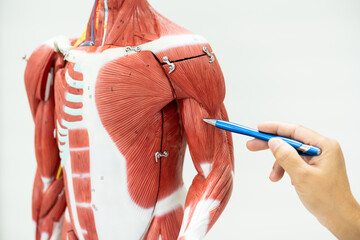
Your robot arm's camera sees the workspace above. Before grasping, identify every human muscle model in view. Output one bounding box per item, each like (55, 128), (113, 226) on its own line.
(24, 0), (234, 239)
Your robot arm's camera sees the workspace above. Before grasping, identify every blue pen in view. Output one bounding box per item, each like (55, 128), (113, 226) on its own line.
(203, 119), (321, 156)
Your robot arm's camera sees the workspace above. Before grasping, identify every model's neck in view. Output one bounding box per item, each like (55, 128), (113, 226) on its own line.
(84, 0), (159, 46)
(103, 0), (146, 12)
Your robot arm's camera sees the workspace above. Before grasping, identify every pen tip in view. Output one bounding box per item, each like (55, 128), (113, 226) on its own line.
(203, 119), (216, 126)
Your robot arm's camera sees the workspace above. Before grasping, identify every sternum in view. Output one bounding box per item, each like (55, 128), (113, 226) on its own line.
(57, 62), (99, 239)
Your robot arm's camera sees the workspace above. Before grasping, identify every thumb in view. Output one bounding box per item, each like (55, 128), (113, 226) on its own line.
(268, 138), (308, 178)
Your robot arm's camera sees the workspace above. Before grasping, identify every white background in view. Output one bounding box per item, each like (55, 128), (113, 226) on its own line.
(1, 0), (360, 239)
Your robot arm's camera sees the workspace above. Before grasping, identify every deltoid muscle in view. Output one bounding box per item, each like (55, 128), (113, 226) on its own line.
(24, 0), (234, 239)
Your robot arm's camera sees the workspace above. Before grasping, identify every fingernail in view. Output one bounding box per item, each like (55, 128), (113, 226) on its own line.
(269, 169), (276, 180)
(269, 138), (281, 152)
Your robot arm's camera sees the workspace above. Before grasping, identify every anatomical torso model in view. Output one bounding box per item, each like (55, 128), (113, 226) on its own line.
(24, 0), (234, 239)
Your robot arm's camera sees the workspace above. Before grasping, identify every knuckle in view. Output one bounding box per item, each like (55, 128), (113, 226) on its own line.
(275, 148), (292, 163)
(325, 138), (341, 151)
(293, 124), (303, 133)
(275, 148), (288, 159)
(296, 124), (307, 132)
(293, 124), (306, 138)
(317, 136), (328, 146)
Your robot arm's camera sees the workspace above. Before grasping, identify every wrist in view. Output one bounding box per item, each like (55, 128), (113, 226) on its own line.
(321, 193), (360, 240)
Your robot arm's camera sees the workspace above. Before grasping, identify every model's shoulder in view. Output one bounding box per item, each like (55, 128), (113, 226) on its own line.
(148, 34), (225, 112)
(26, 36), (74, 67)
(144, 33), (210, 62)
(24, 36), (72, 117)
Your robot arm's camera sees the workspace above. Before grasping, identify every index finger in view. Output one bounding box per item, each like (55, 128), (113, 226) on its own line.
(258, 121), (327, 149)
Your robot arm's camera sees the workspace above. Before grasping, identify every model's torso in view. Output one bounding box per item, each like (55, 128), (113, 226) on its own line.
(53, 35), (211, 239)
(26, 1), (230, 238)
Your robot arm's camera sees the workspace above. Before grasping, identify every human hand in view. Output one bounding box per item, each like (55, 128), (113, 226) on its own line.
(246, 122), (360, 240)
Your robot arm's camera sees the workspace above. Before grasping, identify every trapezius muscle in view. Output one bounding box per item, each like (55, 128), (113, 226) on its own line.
(24, 0), (234, 239)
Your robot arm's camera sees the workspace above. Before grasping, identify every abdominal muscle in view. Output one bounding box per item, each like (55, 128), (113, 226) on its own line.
(63, 116), (157, 239)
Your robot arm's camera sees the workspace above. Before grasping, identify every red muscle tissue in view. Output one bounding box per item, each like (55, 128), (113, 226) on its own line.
(24, 0), (234, 239)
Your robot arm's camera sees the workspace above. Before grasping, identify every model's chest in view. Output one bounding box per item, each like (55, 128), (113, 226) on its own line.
(55, 50), (174, 116)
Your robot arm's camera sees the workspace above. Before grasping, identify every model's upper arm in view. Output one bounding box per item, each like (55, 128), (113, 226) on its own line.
(24, 45), (56, 119)
(160, 43), (233, 174)
(162, 44), (234, 238)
